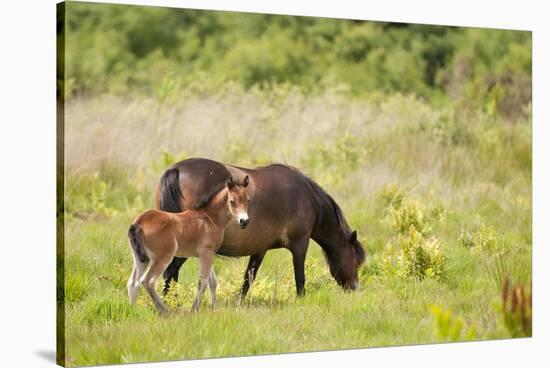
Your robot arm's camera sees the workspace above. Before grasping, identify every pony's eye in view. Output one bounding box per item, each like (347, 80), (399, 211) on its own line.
(230, 200), (235, 206)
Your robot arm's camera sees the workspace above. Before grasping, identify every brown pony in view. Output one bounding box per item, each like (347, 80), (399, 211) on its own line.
(127, 176), (250, 314)
(155, 158), (366, 298)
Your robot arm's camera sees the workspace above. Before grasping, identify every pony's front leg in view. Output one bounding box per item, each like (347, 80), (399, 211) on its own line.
(240, 252), (266, 300)
(290, 237), (309, 297)
(191, 249), (215, 312)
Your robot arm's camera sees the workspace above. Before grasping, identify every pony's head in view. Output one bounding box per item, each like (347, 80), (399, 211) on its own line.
(227, 175), (250, 229)
(325, 230), (366, 290)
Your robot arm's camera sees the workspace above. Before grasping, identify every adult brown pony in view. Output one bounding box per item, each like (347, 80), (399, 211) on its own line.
(128, 176), (250, 314)
(155, 158), (366, 298)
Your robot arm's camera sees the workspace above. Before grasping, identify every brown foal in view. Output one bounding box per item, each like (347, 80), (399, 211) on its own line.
(127, 176), (250, 314)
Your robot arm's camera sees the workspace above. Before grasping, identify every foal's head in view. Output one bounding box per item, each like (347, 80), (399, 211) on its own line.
(227, 175), (250, 229)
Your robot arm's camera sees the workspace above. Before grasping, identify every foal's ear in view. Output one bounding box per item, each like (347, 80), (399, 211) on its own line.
(350, 230), (357, 243)
(243, 175), (249, 187)
(227, 176), (235, 189)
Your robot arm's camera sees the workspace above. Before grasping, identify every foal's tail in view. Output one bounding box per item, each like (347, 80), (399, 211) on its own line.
(159, 168), (183, 213)
(128, 223), (149, 264)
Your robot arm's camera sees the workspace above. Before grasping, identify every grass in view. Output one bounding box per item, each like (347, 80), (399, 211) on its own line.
(61, 86), (531, 366)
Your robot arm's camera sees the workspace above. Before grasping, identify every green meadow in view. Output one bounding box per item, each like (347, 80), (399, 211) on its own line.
(59, 3), (532, 367)
(62, 87), (531, 366)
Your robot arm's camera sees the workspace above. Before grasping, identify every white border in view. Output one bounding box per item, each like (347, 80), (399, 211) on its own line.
(0, 1), (548, 367)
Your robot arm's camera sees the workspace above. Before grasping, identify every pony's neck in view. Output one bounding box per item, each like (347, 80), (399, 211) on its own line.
(313, 221), (344, 254)
(203, 188), (230, 228)
(311, 206), (350, 261)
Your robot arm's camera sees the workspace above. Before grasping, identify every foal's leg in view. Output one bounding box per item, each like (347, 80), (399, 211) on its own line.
(208, 267), (218, 309)
(191, 250), (215, 312)
(141, 257), (173, 316)
(127, 253), (147, 305)
(240, 252), (266, 299)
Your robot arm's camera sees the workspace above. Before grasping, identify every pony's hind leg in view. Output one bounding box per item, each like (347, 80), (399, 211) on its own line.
(141, 258), (172, 316)
(208, 267), (218, 309)
(192, 250), (215, 312)
(127, 254), (147, 305)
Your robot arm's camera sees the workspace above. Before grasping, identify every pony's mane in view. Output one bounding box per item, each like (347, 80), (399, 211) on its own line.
(263, 163), (350, 235)
(301, 173), (350, 234)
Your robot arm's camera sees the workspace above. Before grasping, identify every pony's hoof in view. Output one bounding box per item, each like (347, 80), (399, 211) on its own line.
(159, 308), (170, 317)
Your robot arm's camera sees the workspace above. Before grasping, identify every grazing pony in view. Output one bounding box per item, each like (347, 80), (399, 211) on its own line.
(127, 176), (250, 314)
(154, 158), (366, 298)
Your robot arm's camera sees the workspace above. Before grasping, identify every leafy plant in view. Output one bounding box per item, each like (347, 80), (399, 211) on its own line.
(379, 184), (405, 210)
(387, 199), (431, 236)
(90, 175), (119, 218)
(381, 225), (446, 280)
(431, 305), (477, 341)
(459, 224), (497, 253)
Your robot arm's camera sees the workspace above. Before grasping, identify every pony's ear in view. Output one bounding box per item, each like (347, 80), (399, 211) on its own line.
(227, 176), (235, 189)
(243, 175), (249, 187)
(350, 230), (357, 243)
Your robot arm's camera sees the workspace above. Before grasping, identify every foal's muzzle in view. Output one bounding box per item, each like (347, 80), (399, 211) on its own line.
(239, 217), (250, 229)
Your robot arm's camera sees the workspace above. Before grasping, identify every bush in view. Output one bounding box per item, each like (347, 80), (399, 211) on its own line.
(381, 226), (446, 280)
(387, 199), (431, 236)
(459, 224), (497, 253)
(66, 172), (119, 218)
(431, 305), (477, 341)
(379, 184), (405, 210)
(430, 111), (474, 146)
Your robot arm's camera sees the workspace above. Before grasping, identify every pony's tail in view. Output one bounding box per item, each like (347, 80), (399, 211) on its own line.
(159, 167), (183, 213)
(128, 223), (149, 264)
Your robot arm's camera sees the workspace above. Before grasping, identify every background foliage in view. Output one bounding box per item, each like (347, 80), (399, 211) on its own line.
(60, 2), (531, 366)
(63, 2), (531, 119)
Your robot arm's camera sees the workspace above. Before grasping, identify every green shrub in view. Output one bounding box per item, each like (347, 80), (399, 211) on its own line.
(379, 184), (405, 210)
(459, 224), (497, 253)
(420, 110), (474, 146)
(381, 226), (446, 280)
(304, 132), (365, 173)
(387, 199), (431, 236)
(431, 305), (477, 341)
(65, 172), (119, 218)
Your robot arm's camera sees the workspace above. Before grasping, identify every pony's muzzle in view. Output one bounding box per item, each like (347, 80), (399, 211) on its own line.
(343, 279), (359, 291)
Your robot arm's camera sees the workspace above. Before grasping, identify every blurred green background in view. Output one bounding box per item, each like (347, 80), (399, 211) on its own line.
(62, 2), (531, 119)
